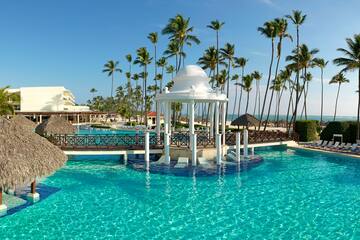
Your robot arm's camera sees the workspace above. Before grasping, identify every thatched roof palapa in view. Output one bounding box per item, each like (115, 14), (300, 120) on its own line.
(0, 117), (67, 188)
(35, 115), (76, 136)
(231, 113), (260, 127)
(11, 115), (36, 131)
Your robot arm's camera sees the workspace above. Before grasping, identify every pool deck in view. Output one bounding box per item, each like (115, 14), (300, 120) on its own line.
(293, 144), (360, 159)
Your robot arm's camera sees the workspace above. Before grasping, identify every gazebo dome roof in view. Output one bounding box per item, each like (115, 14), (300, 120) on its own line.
(156, 65), (227, 103)
(171, 65), (210, 93)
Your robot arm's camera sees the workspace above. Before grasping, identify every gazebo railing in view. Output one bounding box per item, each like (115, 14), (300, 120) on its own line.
(47, 130), (297, 151)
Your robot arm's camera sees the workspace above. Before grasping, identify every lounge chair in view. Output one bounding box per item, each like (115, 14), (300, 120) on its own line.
(198, 157), (213, 168)
(327, 141), (340, 149)
(313, 140), (328, 149)
(341, 143), (352, 151)
(307, 140), (322, 147)
(334, 142), (346, 150)
(175, 157), (189, 168)
(342, 143), (358, 153)
(350, 144), (359, 153)
(321, 141), (334, 149)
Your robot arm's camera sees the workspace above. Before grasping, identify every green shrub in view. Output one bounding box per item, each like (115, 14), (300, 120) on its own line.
(294, 120), (320, 142)
(321, 121), (357, 143)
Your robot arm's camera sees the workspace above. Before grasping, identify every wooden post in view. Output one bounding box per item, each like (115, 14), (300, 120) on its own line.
(31, 180), (36, 194)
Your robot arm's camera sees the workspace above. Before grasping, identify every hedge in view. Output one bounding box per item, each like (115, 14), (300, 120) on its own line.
(294, 120), (320, 142)
(320, 121), (357, 143)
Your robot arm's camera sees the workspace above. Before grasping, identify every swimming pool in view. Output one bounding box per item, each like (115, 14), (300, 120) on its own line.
(1, 147), (359, 239)
(77, 126), (144, 135)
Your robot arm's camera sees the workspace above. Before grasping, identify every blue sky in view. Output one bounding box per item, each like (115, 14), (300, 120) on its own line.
(0, 0), (359, 116)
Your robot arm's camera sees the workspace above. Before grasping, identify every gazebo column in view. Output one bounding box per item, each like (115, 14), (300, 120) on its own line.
(168, 102), (172, 135)
(0, 187), (7, 216)
(164, 101), (171, 164)
(221, 102), (226, 146)
(215, 101), (219, 135)
(156, 100), (161, 138)
(189, 100), (197, 166)
(27, 180), (40, 202)
(209, 102), (215, 139)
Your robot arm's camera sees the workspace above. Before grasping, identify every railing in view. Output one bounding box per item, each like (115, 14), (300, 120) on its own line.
(47, 130), (297, 151)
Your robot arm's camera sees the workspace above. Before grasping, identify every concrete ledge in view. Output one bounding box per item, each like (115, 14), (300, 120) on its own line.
(292, 145), (360, 159)
(0, 204), (7, 216)
(26, 192), (40, 202)
(228, 140), (298, 150)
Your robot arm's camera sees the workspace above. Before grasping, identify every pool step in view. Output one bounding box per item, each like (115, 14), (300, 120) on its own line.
(175, 157), (189, 168)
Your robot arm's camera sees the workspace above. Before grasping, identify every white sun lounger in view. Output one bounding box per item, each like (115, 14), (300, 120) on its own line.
(328, 142), (340, 149)
(175, 157), (189, 168)
(341, 143), (352, 151)
(198, 157), (213, 168)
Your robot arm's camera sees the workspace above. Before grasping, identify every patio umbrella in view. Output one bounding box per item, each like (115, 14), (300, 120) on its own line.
(0, 117), (67, 207)
(11, 115), (36, 131)
(231, 113), (260, 129)
(35, 115), (76, 136)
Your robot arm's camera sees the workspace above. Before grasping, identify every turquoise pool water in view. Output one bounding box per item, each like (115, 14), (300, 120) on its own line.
(1, 147), (360, 239)
(77, 126), (143, 135)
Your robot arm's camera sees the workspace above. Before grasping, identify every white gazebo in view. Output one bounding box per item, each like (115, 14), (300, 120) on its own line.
(155, 65), (228, 166)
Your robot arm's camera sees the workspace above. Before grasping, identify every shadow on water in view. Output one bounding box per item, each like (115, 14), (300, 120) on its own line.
(2, 183), (61, 218)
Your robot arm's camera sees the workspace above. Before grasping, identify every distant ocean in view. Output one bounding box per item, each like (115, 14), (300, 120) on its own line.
(227, 114), (357, 122)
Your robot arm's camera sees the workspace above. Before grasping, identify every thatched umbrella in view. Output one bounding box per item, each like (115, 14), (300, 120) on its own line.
(0, 117), (67, 208)
(35, 115), (76, 136)
(231, 113), (260, 129)
(11, 115), (36, 131)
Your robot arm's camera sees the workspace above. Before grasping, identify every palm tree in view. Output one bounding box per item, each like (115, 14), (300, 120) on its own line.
(102, 60), (122, 98)
(162, 14), (200, 71)
(252, 71), (262, 117)
(157, 57), (167, 93)
(329, 73), (350, 121)
(257, 21), (277, 130)
(333, 34), (360, 139)
(134, 47), (152, 126)
(233, 57), (248, 117)
(0, 86), (20, 115)
(148, 32), (158, 92)
(300, 72), (313, 119)
(198, 46), (219, 86)
(238, 74), (254, 113)
(166, 65), (175, 79)
(164, 41), (184, 72)
(207, 20), (225, 82)
(286, 44), (319, 120)
(313, 58), (328, 123)
(270, 77), (284, 123)
(220, 43), (235, 122)
(263, 18), (292, 130)
(125, 54), (132, 73)
(286, 10), (307, 128)
(90, 88), (97, 99)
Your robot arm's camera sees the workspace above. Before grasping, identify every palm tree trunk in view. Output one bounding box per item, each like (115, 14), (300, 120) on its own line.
(144, 65), (148, 127)
(232, 77), (239, 120)
(237, 67), (245, 117)
(304, 81), (309, 120)
(245, 91), (250, 113)
(264, 38), (283, 131)
(111, 74), (114, 98)
(225, 59), (231, 124)
(320, 68), (324, 123)
(216, 30), (219, 80)
(292, 26), (300, 130)
(253, 80), (259, 116)
(258, 39), (275, 131)
(358, 68), (360, 140)
(334, 83), (341, 121)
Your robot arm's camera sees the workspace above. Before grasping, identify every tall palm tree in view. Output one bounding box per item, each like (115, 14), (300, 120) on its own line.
(162, 14), (200, 71)
(0, 86), (20, 115)
(333, 34), (360, 139)
(252, 71), (262, 117)
(134, 47), (152, 126)
(125, 54), (132, 73)
(233, 57), (248, 117)
(164, 41), (184, 72)
(286, 44), (319, 120)
(263, 18), (292, 130)
(257, 21), (277, 130)
(237, 74), (254, 113)
(166, 65), (175, 79)
(157, 57), (167, 93)
(286, 10), (307, 128)
(148, 32), (158, 92)
(102, 60), (122, 98)
(220, 43), (235, 122)
(198, 46), (220, 86)
(329, 73), (350, 121)
(269, 77), (284, 123)
(313, 58), (328, 123)
(90, 88), (97, 99)
(207, 20), (225, 82)
(300, 72), (313, 119)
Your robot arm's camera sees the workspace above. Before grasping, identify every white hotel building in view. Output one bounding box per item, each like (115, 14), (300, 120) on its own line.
(8, 86), (103, 123)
